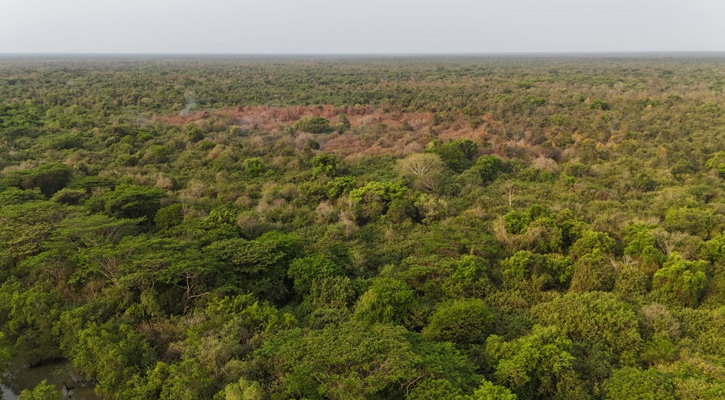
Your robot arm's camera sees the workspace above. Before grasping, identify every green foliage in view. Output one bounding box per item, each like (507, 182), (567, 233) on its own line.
(533, 292), (642, 359)
(442, 255), (492, 299)
(292, 116), (330, 133)
(603, 367), (675, 400)
(348, 181), (407, 203)
(664, 207), (719, 238)
(503, 210), (532, 235)
(0, 284), (63, 361)
(185, 123), (204, 142)
(63, 321), (156, 398)
(258, 320), (479, 399)
(707, 232), (725, 263)
(205, 232), (302, 302)
(18, 380), (63, 400)
(486, 325), (584, 399)
(468, 380), (518, 400)
(652, 252), (709, 307)
(312, 153), (338, 178)
(526, 95), (546, 106)
(242, 157), (266, 176)
(334, 113), (351, 134)
(706, 151), (725, 177)
(475, 155), (503, 182)
(0, 187), (45, 205)
(568, 230), (616, 259)
(614, 261), (650, 298)
(427, 139), (479, 173)
(501, 251), (572, 290)
(207, 208), (238, 225)
(624, 224), (666, 268)
(4, 163), (73, 197)
(408, 378), (465, 400)
(155, 203), (184, 229)
(94, 184), (165, 221)
(348, 181), (407, 223)
(327, 176), (356, 198)
(223, 378), (263, 400)
(701, 102), (720, 114)
(570, 249), (616, 292)
(51, 187), (87, 205)
(423, 298), (493, 344)
(2, 58), (725, 399)
(288, 255), (344, 294)
(590, 99), (610, 110)
(354, 277), (417, 327)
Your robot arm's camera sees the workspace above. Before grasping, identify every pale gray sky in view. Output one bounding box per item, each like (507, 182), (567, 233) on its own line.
(1, 0), (724, 54)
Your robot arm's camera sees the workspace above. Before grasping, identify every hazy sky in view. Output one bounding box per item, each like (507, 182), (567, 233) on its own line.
(1, 0), (724, 54)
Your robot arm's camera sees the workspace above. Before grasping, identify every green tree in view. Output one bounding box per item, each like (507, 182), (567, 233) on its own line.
(223, 378), (263, 400)
(18, 380), (63, 400)
(4, 163), (73, 197)
(95, 184), (165, 221)
(155, 203), (184, 229)
(569, 249), (615, 292)
(327, 176), (356, 198)
(288, 255), (344, 294)
(62, 322), (155, 399)
(408, 378), (465, 400)
(312, 153), (338, 178)
(292, 116), (330, 133)
(468, 380), (518, 400)
(423, 298), (493, 345)
(159, 359), (215, 400)
(427, 139), (479, 173)
(257, 320), (478, 400)
(589, 99), (610, 110)
(207, 208), (238, 225)
(442, 255), (491, 299)
(348, 181), (407, 223)
(664, 207), (718, 239)
(205, 232), (302, 302)
(242, 157), (266, 176)
(354, 278), (417, 327)
(503, 211), (532, 235)
(0, 284), (63, 362)
(568, 230), (616, 260)
(501, 251), (572, 291)
(334, 113), (351, 133)
(707, 232), (725, 263)
(603, 367), (675, 400)
(652, 252), (708, 307)
(624, 224), (665, 269)
(533, 292), (642, 361)
(486, 325), (585, 399)
(51, 187), (87, 205)
(705, 151), (725, 177)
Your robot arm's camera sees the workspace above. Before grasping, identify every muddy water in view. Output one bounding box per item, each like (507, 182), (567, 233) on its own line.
(1, 358), (98, 400)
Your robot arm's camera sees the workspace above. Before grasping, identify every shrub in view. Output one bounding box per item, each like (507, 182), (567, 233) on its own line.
(292, 116), (330, 133)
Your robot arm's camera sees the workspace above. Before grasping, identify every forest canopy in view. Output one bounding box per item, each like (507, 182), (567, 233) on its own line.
(1, 55), (725, 399)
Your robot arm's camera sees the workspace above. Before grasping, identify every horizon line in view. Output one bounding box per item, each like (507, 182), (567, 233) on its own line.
(2, 50), (725, 58)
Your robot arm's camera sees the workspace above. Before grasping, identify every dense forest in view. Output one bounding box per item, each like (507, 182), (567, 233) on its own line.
(1, 55), (725, 399)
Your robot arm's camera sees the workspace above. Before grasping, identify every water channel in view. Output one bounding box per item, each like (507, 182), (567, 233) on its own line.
(1, 358), (98, 400)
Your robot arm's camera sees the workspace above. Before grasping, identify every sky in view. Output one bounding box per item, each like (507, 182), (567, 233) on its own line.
(1, 0), (724, 54)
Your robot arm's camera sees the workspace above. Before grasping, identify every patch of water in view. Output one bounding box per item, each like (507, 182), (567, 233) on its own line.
(1, 358), (98, 400)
